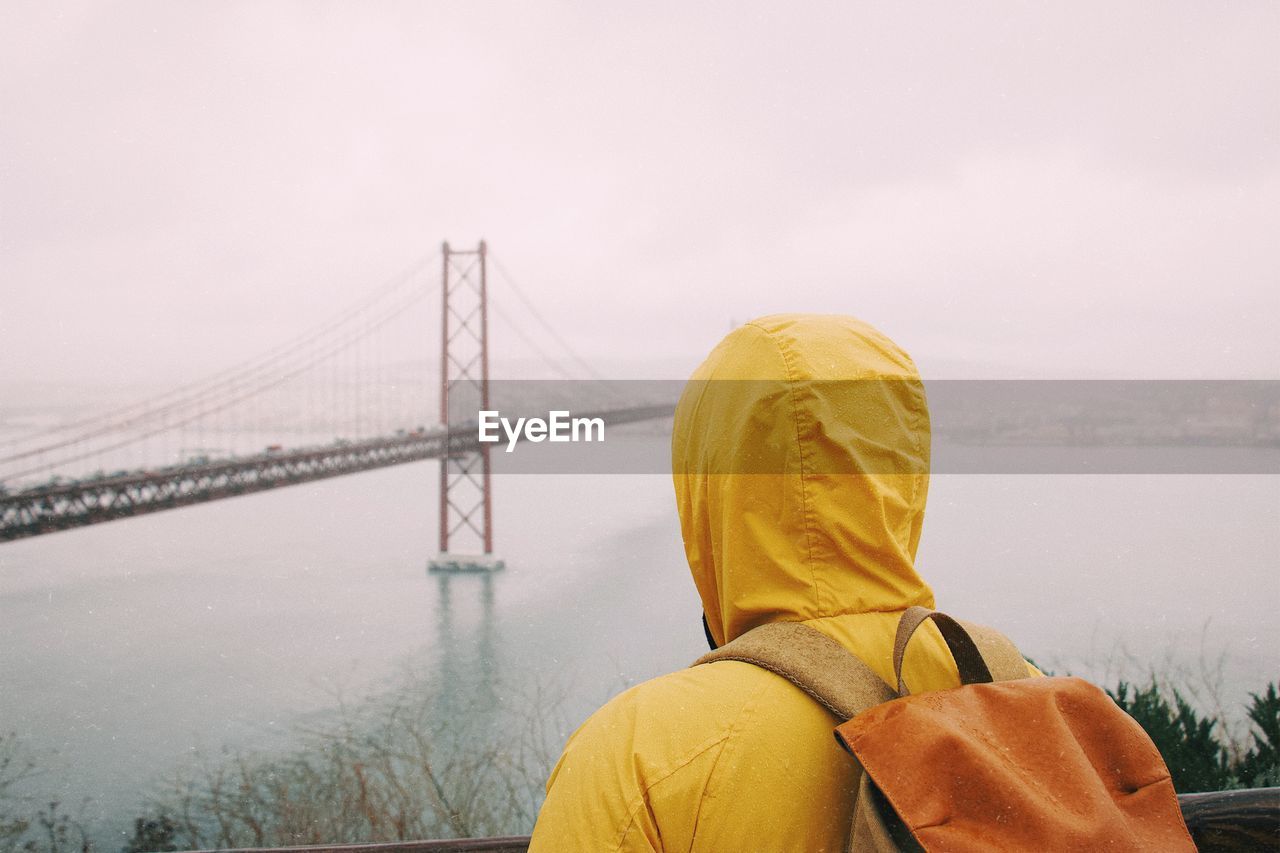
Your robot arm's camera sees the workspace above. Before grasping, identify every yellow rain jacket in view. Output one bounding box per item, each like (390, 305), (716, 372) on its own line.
(529, 314), (1034, 852)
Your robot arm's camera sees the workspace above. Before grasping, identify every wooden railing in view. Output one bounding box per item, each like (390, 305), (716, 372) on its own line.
(1179, 787), (1279, 851)
(186, 840), (529, 853)
(182, 787), (1278, 853)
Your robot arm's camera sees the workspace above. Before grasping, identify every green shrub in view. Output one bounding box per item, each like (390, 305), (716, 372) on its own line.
(121, 816), (176, 853)
(1235, 683), (1280, 788)
(1109, 681), (1230, 791)
(1109, 680), (1280, 792)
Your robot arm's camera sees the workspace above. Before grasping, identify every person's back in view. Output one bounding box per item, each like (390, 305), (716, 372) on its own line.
(529, 314), (1035, 852)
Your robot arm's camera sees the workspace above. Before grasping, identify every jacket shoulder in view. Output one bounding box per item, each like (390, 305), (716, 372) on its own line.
(555, 660), (785, 787)
(531, 659), (857, 852)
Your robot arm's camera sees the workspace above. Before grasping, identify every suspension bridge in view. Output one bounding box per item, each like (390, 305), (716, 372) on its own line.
(0, 242), (675, 548)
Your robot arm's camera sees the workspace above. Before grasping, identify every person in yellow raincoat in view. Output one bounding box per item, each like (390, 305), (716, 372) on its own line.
(528, 314), (1036, 852)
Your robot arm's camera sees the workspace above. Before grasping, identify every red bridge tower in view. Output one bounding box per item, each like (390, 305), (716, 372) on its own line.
(429, 240), (503, 573)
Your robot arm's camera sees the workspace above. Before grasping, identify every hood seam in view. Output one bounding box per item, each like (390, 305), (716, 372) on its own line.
(903, 372), (929, 565)
(746, 321), (823, 622)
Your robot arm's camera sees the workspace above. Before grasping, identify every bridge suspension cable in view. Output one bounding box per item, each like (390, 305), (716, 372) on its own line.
(2, 283), (436, 482)
(0, 252), (437, 458)
(488, 252), (604, 380)
(1, 255), (439, 485)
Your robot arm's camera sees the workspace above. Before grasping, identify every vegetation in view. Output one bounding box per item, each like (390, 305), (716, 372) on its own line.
(0, 738), (88, 853)
(0, 735), (32, 853)
(121, 817), (176, 853)
(145, 675), (564, 850)
(1, 676), (1276, 853)
(1109, 681), (1280, 792)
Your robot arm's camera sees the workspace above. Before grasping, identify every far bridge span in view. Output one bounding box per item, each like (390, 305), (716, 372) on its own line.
(0, 241), (673, 546)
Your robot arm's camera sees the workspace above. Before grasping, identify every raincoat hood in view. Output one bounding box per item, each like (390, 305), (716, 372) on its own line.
(534, 330), (1028, 850)
(672, 314), (934, 646)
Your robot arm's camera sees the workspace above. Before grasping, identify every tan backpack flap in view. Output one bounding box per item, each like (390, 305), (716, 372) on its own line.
(836, 610), (1197, 852)
(693, 621), (894, 721)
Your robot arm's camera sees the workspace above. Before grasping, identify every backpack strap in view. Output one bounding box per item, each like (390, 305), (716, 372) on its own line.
(894, 606), (1031, 694)
(693, 622), (893, 720)
(956, 618), (1033, 682)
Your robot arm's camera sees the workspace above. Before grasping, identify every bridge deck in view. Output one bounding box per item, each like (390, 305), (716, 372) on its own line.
(0, 404), (674, 542)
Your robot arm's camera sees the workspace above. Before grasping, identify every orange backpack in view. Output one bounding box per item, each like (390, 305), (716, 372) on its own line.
(696, 607), (1196, 852)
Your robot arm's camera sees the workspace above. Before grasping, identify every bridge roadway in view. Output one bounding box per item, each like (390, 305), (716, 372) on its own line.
(0, 403), (675, 542)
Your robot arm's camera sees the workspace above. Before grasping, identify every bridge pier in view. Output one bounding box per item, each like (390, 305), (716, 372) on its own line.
(431, 240), (503, 574)
(428, 553), (505, 573)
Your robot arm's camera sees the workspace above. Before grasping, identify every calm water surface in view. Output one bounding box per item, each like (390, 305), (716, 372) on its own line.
(1, 437), (1277, 841)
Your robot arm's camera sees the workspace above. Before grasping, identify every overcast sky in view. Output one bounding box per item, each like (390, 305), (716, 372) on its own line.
(2, 1), (1277, 388)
